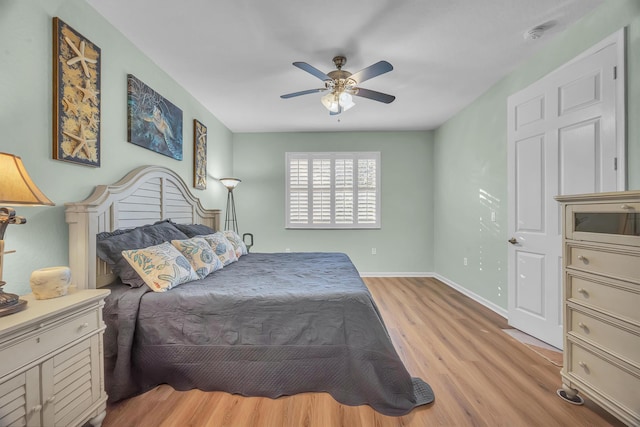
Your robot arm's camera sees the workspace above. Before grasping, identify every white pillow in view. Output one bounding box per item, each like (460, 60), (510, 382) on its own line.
(201, 232), (238, 266)
(171, 237), (224, 278)
(121, 242), (199, 292)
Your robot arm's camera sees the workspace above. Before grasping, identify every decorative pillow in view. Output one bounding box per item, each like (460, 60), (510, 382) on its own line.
(201, 232), (238, 266)
(170, 221), (216, 238)
(121, 242), (199, 292)
(96, 220), (189, 287)
(171, 237), (223, 278)
(223, 230), (248, 257)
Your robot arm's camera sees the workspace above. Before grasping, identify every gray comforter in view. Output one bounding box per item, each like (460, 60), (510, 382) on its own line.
(102, 252), (434, 415)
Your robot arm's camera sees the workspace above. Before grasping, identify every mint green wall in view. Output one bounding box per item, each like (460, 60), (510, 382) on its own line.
(232, 131), (434, 274)
(433, 0), (640, 310)
(0, 0), (233, 295)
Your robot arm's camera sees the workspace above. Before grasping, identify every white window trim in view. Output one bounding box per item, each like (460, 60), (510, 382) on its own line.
(286, 152), (381, 229)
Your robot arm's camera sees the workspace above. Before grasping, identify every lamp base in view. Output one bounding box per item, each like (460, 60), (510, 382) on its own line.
(0, 281), (28, 317)
(0, 298), (27, 317)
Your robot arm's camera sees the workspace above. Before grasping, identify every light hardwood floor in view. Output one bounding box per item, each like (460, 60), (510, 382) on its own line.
(102, 277), (623, 427)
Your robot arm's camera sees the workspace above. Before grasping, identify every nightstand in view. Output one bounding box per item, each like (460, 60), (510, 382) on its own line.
(0, 289), (110, 427)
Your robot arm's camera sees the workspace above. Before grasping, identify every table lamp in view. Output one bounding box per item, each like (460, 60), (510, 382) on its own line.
(0, 153), (55, 316)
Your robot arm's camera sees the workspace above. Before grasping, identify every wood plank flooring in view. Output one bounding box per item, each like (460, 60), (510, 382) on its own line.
(102, 277), (623, 427)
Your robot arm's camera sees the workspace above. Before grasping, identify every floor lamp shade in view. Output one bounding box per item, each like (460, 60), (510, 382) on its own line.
(219, 178), (240, 233)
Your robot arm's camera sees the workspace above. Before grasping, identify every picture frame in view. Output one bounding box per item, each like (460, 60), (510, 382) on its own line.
(127, 74), (183, 160)
(194, 119), (207, 189)
(52, 17), (101, 167)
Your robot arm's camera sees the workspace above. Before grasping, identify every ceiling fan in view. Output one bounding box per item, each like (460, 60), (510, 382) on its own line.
(280, 56), (395, 115)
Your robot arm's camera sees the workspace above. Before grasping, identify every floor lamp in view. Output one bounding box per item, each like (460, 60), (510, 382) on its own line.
(219, 178), (241, 233)
(0, 153), (55, 316)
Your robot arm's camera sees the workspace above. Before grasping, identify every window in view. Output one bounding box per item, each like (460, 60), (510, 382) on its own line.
(286, 152), (380, 229)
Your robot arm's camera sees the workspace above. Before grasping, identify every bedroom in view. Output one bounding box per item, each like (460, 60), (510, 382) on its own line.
(0, 0), (638, 426)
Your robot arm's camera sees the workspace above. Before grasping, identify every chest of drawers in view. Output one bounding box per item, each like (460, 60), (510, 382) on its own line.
(0, 289), (110, 427)
(556, 191), (640, 426)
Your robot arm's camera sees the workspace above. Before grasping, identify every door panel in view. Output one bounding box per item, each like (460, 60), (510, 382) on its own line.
(559, 71), (601, 115)
(516, 135), (545, 231)
(515, 251), (545, 316)
(559, 120), (600, 195)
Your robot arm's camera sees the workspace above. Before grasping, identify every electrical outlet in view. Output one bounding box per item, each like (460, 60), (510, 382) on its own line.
(463, 257), (468, 266)
(371, 248), (377, 255)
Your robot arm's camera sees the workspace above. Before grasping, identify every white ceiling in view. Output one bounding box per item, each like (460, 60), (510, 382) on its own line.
(86, 0), (604, 133)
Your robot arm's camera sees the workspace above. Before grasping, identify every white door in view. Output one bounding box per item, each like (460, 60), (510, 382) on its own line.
(507, 31), (625, 349)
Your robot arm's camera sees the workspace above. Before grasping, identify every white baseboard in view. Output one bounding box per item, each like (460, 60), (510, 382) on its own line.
(432, 273), (508, 319)
(359, 272), (434, 278)
(361, 271), (508, 319)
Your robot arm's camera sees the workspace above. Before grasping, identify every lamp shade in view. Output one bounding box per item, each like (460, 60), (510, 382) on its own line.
(0, 153), (54, 206)
(219, 177), (241, 190)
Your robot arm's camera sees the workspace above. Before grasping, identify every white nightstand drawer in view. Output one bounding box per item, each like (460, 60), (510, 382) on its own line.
(569, 309), (640, 364)
(568, 274), (640, 324)
(568, 245), (640, 284)
(0, 309), (99, 379)
(568, 343), (640, 417)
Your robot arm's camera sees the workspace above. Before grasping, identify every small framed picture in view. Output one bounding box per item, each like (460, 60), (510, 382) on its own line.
(194, 119), (207, 189)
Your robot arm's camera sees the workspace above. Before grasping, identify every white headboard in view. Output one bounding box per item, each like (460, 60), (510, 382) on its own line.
(65, 165), (220, 289)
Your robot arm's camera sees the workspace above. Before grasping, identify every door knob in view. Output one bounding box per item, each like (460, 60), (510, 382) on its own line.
(508, 237), (518, 245)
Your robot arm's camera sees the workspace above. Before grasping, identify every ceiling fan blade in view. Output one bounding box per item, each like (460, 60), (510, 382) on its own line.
(293, 62), (332, 81)
(348, 61), (393, 84)
(280, 88), (326, 99)
(353, 88), (396, 104)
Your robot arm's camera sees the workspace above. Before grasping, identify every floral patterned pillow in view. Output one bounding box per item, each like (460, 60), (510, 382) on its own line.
(171, 237), (223, 278)
(223, 230), (248, 258)
(121, 242), (199, 292)
(201, 232), (238, 266)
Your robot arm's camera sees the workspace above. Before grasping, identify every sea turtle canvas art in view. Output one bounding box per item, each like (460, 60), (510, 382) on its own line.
(127, 74), (183, 160)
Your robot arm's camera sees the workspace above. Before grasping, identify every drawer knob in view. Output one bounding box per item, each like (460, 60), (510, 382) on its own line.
(45, 396), (56, 403)
(577, 288), (589, 297)
(577, 322), (589, 332)
(577, 255), (587, 262)
(80, 322), (89, 329)
(621, 204), (632, 209)
(31, 404), (42, 413)
(578, 361), (587, 369)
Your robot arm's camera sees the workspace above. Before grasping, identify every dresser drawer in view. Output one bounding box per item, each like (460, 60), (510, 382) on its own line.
(567, 275), (640, 324)
(569, 309), (640, 363)
(0, 309), (99, 379)
(567, 245), (640, 284)
(567, 201), (640, 246)
(568, 343), (640, 416)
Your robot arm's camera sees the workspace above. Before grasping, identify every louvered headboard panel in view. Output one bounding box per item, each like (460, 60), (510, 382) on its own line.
(65, 166), (220, 289)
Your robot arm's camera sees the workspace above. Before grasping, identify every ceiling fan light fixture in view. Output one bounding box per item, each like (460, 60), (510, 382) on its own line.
(321, 92), (340, 113)
(338, 92), (355, 111)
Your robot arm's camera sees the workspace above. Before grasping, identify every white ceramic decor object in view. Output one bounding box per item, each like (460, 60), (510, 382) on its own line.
(30, 266), (71, 299)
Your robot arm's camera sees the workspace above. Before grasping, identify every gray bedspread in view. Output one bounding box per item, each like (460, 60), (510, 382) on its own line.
(102, 252), (434, 415)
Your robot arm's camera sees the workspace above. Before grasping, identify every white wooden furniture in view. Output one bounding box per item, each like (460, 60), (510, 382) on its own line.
(65, 165), (220, 289)
(0, 289), (110, 426)
(556, 191), (640, 426)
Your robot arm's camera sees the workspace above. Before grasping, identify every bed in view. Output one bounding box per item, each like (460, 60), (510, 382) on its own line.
(65, 165), (434, 416)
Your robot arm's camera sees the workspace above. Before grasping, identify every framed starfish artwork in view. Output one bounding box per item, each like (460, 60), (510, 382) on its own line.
(193, 119), (207, 189)
(52, 17), (101, 167)
(127, 74), (183, 160)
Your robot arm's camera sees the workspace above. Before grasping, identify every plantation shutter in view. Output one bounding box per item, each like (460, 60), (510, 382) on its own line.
(286, 152), (380, 229)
